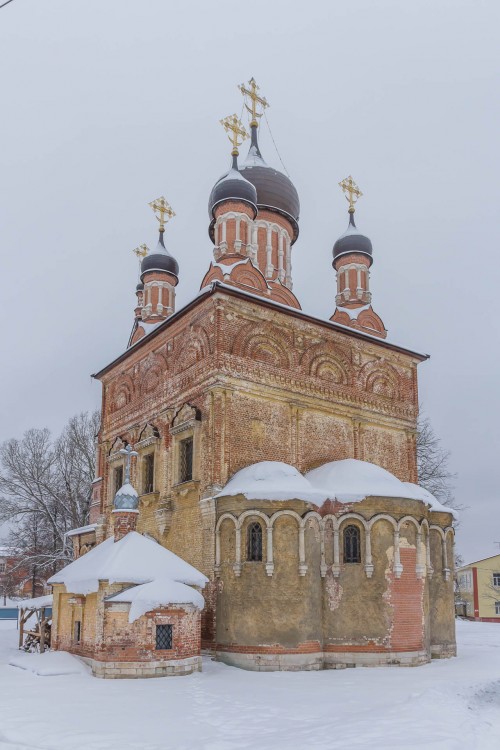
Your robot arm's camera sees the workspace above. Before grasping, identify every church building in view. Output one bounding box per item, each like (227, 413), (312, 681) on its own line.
(49, 79), (456, 676)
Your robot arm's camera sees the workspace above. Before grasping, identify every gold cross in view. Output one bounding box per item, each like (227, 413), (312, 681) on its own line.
(220, 113), (248, 155)
(239, 77), (269, 127)
(132, 243), (149, 264)
(148, 196), (175, 231)
(339, 176), (363, 212)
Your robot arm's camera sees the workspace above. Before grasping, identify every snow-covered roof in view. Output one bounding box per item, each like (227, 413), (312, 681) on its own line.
(48, 532), (208, 622)
(216, 462), (328, 503)
(213, 258), (252, 275)
(402, 482), (458, 519)
(17, 594), (53, 610)
(336, 304), (371, 321)
(138, 321), (163, 337)
(216, 459), (457, 516)
(106, 578), (205, 622)
(65, 524), (97, 538)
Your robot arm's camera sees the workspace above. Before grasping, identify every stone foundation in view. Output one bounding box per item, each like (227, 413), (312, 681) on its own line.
(216, 649), (431, 671)
(323, 649), (430, 668)
(80, 654), (202, 678)
(217, 650), (324, 672)
(430, 643), (457, 659)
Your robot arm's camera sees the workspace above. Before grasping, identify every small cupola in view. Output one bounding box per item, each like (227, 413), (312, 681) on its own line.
(330, 176), (386, 339)
(333, 212), (373, 266)
(128, 198), (180, 348)
(208, 118), (258, 221)
(112, 444), (139, 541)
(140, 204), (179, 281)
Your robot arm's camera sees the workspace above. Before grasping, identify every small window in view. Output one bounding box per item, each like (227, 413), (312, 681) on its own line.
(143, 453), (155, 494)
(179, 437), (193, 483)
(343, 525), (361, 564)
(493, 573), (500, 587)
(73, 620), (81, 643)
(247, 522), (263, 562)
(495, 602), (500, 615)
(114, 465), (123, 494)
(0, 562), (6, 573)
(156, 624), (173, 650)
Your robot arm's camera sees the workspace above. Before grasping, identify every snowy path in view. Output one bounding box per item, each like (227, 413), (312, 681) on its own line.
(0, 620), (499, 750)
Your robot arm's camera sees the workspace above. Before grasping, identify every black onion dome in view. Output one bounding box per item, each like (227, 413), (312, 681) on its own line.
(140, 230), (179, 280)
(239, 125), (300, 239)
(208, 153), (258, 218)
(136, 281), (144, 292)
(333, 212), (373, 265)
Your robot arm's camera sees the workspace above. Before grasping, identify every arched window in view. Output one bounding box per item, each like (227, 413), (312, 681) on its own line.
(343, 525), (361, 563)
(247, 522), (263, 562)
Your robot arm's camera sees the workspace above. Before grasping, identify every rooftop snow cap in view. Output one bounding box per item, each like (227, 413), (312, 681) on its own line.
(48, 531), (209, 622)
(113, 482), (139, 511)
(209, 152), (258, 219)
(140, 230), (179, 280)
(239, 123), (300, 240)
(333, 212), (373, 265)
(214, 459), (458, 517)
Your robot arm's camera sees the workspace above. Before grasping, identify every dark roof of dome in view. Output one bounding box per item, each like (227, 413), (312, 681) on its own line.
(136, 281), (144, 291)
(333, 213), (373, 265)
(208, 153), (258, 218)
(140, 231), (179, 280)
(239, 125), (300, 230)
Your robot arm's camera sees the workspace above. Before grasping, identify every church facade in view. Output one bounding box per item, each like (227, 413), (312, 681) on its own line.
(58, 79), (455, 672)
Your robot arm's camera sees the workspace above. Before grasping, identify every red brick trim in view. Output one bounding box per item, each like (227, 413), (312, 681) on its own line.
(93, 283), (428, 379)
(473, 567), (479, 617)
(215, 642), (426, 655)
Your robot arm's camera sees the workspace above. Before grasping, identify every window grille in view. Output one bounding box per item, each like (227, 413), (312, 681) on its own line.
(0, 562), (6, 573)
(114, 465), (123, 494)
(74, 620), (81, 643)
(179, 437), (193, 483)
(156, 624), (173, 650)
(247, 522), (263, 562)
(493, 573), (500, 587)
(495, 602), (500, 616)
(143, 453), (155, 494)
(343, 525), (361, 563)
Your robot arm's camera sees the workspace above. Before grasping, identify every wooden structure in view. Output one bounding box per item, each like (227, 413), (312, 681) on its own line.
(17, 595), (53, 653)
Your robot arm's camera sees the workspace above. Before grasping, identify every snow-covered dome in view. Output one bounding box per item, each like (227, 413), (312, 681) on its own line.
(402, 482), (457, 518)
(140, 231), (179, 280)
(208, 156), (258, 219)
(216, 458), (456, 516)
(113, 482), (139, 511)
(216, 461), (325, 502)
(333, 212), (373, 265)
(306, 459), (418, 503)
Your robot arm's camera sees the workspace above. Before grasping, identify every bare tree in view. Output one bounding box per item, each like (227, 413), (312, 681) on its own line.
(0, 411), (99, 580)
(417, 411), (456, 509)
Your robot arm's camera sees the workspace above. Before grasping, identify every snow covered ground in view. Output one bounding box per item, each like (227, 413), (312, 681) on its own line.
(0, 619), (499, 750)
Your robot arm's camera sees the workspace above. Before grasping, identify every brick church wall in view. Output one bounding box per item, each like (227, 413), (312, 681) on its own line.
(89, 285), (434, 659)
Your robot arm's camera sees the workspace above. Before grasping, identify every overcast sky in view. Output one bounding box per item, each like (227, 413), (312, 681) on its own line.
(1, 0), (498, 564)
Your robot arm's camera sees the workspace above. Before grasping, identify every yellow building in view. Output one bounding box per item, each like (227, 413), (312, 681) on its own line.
(456, 555), (500, 621)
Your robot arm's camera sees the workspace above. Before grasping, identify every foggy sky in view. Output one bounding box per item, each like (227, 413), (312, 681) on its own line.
(1, 0), (499, 564)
